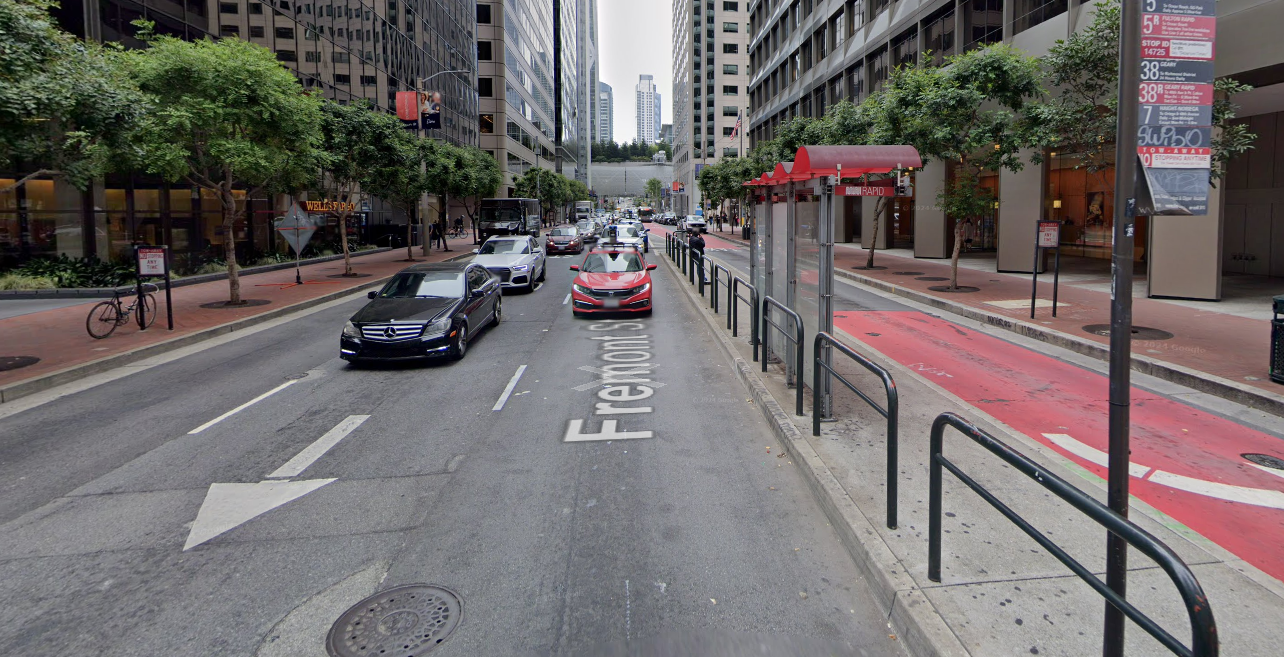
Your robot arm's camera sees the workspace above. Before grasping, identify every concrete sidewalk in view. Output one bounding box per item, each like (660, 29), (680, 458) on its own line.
(0, 235), (478, 403)
(706, 228), (1284, 417)
(658, 245), (1284, 657)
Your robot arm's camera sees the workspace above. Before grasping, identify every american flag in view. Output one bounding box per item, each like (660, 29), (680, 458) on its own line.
(729, 110), (742, 140)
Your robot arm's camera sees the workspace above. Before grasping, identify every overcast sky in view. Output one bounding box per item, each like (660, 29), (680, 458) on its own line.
(597, 0), (673, 144)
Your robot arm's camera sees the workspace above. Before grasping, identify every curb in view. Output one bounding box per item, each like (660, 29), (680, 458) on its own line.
(0, 248), (395, 299)
(707, 231), (1284, 419)
(0, 251), (474, 405)
(658, 251), (967, 657)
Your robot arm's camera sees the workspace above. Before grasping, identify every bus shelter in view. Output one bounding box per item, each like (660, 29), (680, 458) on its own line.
(745, 145), (922, 415)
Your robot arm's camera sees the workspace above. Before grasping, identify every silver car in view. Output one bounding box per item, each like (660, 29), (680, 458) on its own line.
(600, 223), (650, 253)
(472, 236), (547, 292)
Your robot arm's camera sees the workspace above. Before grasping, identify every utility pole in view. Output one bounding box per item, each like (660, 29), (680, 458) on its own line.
(1104, 1), (1142, 655)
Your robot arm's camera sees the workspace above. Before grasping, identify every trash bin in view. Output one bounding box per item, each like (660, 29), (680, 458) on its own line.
(1273, 295), (1284, 384)
(742, 222), (750, 240)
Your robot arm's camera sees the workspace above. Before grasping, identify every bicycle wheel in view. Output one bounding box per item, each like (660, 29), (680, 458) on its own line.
(140, 293), (158, 328)
(86, 301), (121, 339)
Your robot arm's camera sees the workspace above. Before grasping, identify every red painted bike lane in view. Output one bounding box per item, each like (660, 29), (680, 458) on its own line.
(834, 310), (1284, 582)
(646, 224), (742, 250)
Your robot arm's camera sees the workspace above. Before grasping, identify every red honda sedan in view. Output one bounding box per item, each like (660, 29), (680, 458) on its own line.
(569, 247), (656, 317)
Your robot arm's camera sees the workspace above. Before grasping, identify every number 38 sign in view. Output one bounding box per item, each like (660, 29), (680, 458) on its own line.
(1136, 0), (1216, 216)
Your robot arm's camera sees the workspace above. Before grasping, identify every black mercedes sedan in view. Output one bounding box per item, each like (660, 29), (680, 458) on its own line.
(340, 262), (500, 362)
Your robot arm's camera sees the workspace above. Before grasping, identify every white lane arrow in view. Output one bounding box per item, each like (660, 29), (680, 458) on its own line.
(184, 479), (334, 550)
(183, 415), (370, 550)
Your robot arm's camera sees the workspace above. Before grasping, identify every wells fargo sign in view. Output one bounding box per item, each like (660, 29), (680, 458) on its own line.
(302, 200), (357, 213)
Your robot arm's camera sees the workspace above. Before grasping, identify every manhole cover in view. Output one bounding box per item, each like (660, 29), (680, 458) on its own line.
(199, 299), (271, 309)
(327, 584), (461, 657)
(1082, 324), (1174, 340)
(1243, 453), (1284, 470)
(0, 356), (40, 372)
(893, 271), (924, 276)
(916, 276), (948, 282)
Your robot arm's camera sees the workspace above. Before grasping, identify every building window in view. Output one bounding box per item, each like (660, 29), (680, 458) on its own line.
(723, 22), (738, 32)
(723, 147), (739, 157)
(478, 41), (492, 60)
(723, 1), (738, 9)
(477, 4), (492, 24)
(480, 114), (494, 134)
(276, 50), (297, 62)
(248, 2), (263, 14)
(275, 27), (294, 39)
(250, 25), (265, 37)
(360, 75), (377, 86)
(722, 85), (738, 95)
(923, 8), (956, 67)
(723, 126), (734, 136)
(723, 64), (738, 75)
(218, 3), (238, 14)
(1013, 0), (1068, 35)
(219, 24), (240, 36)
(305, 51), (320, 62)
(332, 52), (349, 63)
(891, 27), (917, 68)
(478, 77), (493, 96)
(722, 106), (738, 116)
(963, 0), (1003, 52)
(334, 74), (351, 84)
(723, 43), (738, 54)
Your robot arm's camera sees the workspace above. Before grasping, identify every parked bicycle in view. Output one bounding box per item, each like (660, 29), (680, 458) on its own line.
(86, 283), (159, 339)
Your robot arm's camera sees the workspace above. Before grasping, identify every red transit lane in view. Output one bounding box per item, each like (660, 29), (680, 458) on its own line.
(834, 310), (1284, 581)
(647, 223), (742, 250)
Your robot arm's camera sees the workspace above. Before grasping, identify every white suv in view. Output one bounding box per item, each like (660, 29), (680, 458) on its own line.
(683, 215), (707, 232)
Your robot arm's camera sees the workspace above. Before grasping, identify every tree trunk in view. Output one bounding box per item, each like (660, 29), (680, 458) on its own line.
(0, 169), (57, 195)
(221, 185), (242, 305)
(950, 221), (964, 290)
(865, 196), (887, 268)
(338, 210), (353, 276)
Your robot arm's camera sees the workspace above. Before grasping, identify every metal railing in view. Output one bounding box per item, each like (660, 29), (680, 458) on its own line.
(711, 262), (731, 313)
(732, 276), (759, 361)
(813, 332), (899, 529)
(928, 412), (1218, 657)
(698, 254), (714, 297)
(761, 295), (804, 416)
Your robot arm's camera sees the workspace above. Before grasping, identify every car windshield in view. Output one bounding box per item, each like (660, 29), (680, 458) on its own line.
(551, 228), (578, 237)
(615, 225), (639, 238)
(576, 222), (592, 232)
(479, 240), (529, 255)
(377, 272), (464, 298)
(479, 208), (520, 224)
(580, 252), (644, 273)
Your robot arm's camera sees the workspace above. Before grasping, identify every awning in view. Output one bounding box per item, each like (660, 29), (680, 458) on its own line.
(790, 145), (922, 179)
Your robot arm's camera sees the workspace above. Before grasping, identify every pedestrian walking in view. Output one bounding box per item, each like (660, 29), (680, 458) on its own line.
(433, 217), (450, 252)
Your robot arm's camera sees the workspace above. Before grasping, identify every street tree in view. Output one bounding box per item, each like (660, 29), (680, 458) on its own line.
(0, 0), (144, 194)
(124, 29), (326, 304)
(645, 177), (664, 207)
(448, 147), (503, 240)
(317, 100), (409, 275)
(420, 139), (466, 255)
(362, 128), (429, 261)
(513, 168), (570, 225)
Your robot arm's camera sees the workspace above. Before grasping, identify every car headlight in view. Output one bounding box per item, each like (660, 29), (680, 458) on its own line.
(629, 283), (651, 296)
(512, 264), (529, 271)
(342, 321), (360, 340)
(508, 222), (519, 230)
(573, 283), (592, 295)
(421, 317), (451, 339)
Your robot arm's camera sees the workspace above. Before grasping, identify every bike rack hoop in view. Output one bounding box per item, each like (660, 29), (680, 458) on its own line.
(928, 412), (1218, 657)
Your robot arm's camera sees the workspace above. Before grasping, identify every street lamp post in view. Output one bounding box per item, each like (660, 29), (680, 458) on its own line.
(414, 69), (472, 256)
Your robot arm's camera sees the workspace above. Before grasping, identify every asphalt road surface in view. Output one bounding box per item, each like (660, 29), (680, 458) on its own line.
(0, 249), (903, 656)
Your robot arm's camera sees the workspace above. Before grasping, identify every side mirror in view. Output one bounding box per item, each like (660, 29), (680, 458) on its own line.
(569, 265), (580, 271)
(367, 291), (378, 299)
(472, 248), (480, 254)
(646, 264), (657, 270)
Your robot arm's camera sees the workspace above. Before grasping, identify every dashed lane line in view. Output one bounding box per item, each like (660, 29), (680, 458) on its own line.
(493, 365), (528, 411)
(188, 379), (300, 435)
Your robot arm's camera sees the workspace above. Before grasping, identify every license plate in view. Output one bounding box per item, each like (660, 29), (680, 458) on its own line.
(604, 298), (621, 309)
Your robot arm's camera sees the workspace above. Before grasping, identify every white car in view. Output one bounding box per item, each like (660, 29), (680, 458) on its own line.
(601, 223), (650, 253)
(472, 235), (546, 292)
(683, 215), (707, 232)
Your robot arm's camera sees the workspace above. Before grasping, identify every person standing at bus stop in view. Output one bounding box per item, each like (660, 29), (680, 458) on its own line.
(688, 229), (707, 282)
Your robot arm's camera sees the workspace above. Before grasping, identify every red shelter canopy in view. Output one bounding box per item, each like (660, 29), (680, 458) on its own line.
(791, 145), (922, 180)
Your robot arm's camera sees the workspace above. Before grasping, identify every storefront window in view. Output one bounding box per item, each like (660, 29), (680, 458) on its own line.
(1047, 152), (1115, 254)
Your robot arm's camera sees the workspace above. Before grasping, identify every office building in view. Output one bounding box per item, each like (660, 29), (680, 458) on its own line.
(577, 0), (600, 183)
(659, 123), (674, 145)
(744, 0), (1284, 300)
(654, 93), (663, 142)
(597, 82), (615, 143)
(4, 0), (478, 272)
(636, 74), (660, 144)
(671, 0), (750, 215)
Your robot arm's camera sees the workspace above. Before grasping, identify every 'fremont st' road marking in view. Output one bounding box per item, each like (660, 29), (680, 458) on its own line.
(493, 365), (528, 411)
(267, 414), (370, 479)
(188, 379), (300, 434)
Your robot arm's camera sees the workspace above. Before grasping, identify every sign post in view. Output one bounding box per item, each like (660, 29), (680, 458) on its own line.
(1031, 221), (1061, 318)
(274, 203), (320, 285)
(135, 245), (173, 330)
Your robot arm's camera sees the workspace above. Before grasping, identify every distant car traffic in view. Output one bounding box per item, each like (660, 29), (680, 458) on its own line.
(569, 246), (657, 317)
(472, 235), (546, 292)
(575, 220), (599, 242)
(545, 227), (584, 254)
(340, 262), (500, 362)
